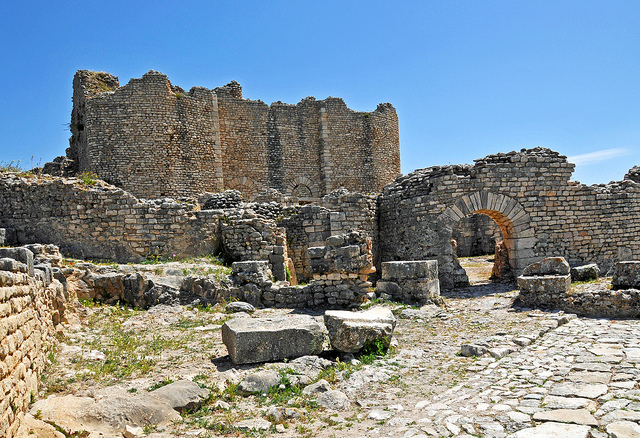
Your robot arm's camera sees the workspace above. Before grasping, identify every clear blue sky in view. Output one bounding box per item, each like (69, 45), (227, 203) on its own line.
(1, 0), (639, 185)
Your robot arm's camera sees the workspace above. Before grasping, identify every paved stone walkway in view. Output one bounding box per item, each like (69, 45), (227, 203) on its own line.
(367, 316), (640, 438)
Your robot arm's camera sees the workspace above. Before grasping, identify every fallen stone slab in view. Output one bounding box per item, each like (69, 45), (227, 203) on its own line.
(612, 261), (640, 289)
(507, 421), (590, 438)
(324, 307), (397, 353)
(368, 410), (393, 421)
(221, 315), (323, 364)
(316, 389), (350, 410)
(234, 418), (271, 431)
(149, 380), (210, 412)
(532, 408), (598, 426)
(238, 369), (280, 394)
(30, 393), (181, 436)
(460, 343), (488, 357)
(226, 301), (256, 313)
(489, 346), (514, 359)
(302, 379), (332, 395)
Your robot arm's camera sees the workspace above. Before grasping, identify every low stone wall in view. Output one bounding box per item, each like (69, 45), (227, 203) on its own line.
(515, 284), (640, 318)
(0, 248), (63, 437)
(0, 173), (221, 263)
(221, 260), (370, 309)
(205, 231), (376, 309)
(516, 259), (640, 318)
(219, 209), (292, 281)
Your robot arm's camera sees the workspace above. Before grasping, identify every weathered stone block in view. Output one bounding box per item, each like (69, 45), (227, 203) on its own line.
(324, 307), (396, 353)
(307, 247), (326, 259)
(232, 261), (272, 286)
(150, 380), (210, 412)
(612, 261), (640, 290)
(570, 264), (600, 282)
(0, 248), (34, 277)
(460, 344), (488, 357)
(523, 256), (570, 276)
(517, 274), (571, 294)
(221, 315), (323, 364)
(381, 260), (438, 280)
(378, 261), (440, 304)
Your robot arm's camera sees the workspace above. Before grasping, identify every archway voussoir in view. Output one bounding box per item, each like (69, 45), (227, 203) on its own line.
(469, 192), (482, 212)
(486, 191), (496, 211)
(502, 198), (518, 218)
(445, 206), (464, 222)
(493, 193), (506, 212)
(455, 197), (471, 216)
(506, 204), (523, 221)
(480, 190), (490, 210)
(496, 195), (509, 213)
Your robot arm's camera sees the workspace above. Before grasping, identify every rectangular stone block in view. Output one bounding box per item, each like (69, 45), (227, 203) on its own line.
(222, 315), (323, 364)
(381, 260), (438, 281)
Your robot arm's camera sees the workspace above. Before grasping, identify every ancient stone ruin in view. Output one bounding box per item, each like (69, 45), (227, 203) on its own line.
(46, 70), (400, 202)
(2, 69), (640, 437)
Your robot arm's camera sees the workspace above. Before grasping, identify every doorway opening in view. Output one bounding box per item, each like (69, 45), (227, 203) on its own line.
(452, 213), (511, 285)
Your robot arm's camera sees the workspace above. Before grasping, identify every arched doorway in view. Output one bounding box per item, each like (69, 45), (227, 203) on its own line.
(437, 191), (536, 288)
(452, 213), (505, 283)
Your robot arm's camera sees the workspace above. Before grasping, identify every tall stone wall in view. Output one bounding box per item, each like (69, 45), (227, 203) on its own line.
(321, 100), (400, 195)
(215, 84), (271, 196)
(0, 251), (60, 437)
(59, 70), (400, 201)
(70, 71), (224, 199)
(379, 147), (640, 288)
(0, 174), (221, 263)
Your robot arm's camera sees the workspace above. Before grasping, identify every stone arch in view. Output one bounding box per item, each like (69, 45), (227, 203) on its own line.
(286, 176), (319, 202)
(225, 177), (259, 198)
(438, 190), (536, 276)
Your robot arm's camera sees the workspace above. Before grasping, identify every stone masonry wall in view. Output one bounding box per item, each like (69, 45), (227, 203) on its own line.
(60, 70), (400, 201)
(0, 173), (221, 263)
(222, 231), (374, 309)
(379, 147), (640, 289)
(215, 85), (271, 196)
(71, 70), (224, 199)
(321, 100), (400, 195)
(219, 209), (292, 282)
(0, 251), (60, 437)
(281, 190), (378, 282)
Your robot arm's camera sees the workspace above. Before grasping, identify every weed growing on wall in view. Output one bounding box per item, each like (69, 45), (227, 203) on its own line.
(77, 171), (98, 186)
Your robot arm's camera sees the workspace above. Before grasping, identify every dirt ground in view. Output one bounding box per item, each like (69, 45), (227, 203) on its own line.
(40, 255), (567, 437)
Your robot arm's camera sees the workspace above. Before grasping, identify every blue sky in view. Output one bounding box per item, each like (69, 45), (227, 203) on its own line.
(1, 1), (639, 185)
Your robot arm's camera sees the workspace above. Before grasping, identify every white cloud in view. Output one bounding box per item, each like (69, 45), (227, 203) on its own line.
(567, 148), (629, 166)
